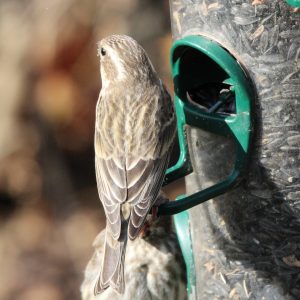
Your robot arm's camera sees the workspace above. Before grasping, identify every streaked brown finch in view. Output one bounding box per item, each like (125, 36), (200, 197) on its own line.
(94, 35), (177, 294)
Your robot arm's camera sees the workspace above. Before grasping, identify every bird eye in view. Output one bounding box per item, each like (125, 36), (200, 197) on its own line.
(100, 48), (106, 56)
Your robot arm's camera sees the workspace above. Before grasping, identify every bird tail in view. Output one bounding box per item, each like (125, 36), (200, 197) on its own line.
(94, 228), (127, 295)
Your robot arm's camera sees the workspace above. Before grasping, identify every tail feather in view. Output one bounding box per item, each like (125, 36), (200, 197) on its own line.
(94, 228), (127, 295)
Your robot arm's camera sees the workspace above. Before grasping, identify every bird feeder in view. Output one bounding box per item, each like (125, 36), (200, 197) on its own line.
(160, 35), (253, 214)
(160, 1), (300, 299)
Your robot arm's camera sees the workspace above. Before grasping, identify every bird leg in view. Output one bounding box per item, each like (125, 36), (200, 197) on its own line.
(139, 206), (159, 238)
(139, 193), (169, 238)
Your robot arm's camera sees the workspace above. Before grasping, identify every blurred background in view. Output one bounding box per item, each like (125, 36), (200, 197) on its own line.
(0, 0), (179, 299)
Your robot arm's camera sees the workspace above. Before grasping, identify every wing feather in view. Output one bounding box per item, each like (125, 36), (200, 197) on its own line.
(96, 157), (127, 203)
(106, 159), (126, 189)
(127, 162), (154, 204)
(95, 154), (126, 239)
(126, 160), (149, 188)
(128, 151), (171, 240)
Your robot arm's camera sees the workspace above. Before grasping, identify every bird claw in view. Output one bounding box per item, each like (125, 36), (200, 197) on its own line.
(139, 206), (159, 238)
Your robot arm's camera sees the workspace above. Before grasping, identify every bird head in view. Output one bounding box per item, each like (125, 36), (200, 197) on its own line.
(97, 35), (158, 88)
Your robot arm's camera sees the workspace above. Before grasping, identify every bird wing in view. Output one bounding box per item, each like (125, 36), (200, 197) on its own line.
(95, 155), (126, 240)
(127, 152), (170, 240)
(95, 94), (127, 240)
(95, 88), (176, 241)
(127, 88), (176, 240)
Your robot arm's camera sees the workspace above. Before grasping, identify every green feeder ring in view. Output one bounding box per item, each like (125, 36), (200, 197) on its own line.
(159, 35), (254, 216)
(286, 0), (300, 7)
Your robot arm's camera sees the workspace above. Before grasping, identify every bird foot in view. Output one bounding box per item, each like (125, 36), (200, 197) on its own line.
(139, 206), (158, 238)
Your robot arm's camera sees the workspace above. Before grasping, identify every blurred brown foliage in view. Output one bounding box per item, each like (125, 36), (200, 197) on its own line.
(0, 0), (172, 299)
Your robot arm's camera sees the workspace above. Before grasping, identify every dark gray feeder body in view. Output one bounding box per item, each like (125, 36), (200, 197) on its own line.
(169, 1), (300, 299)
